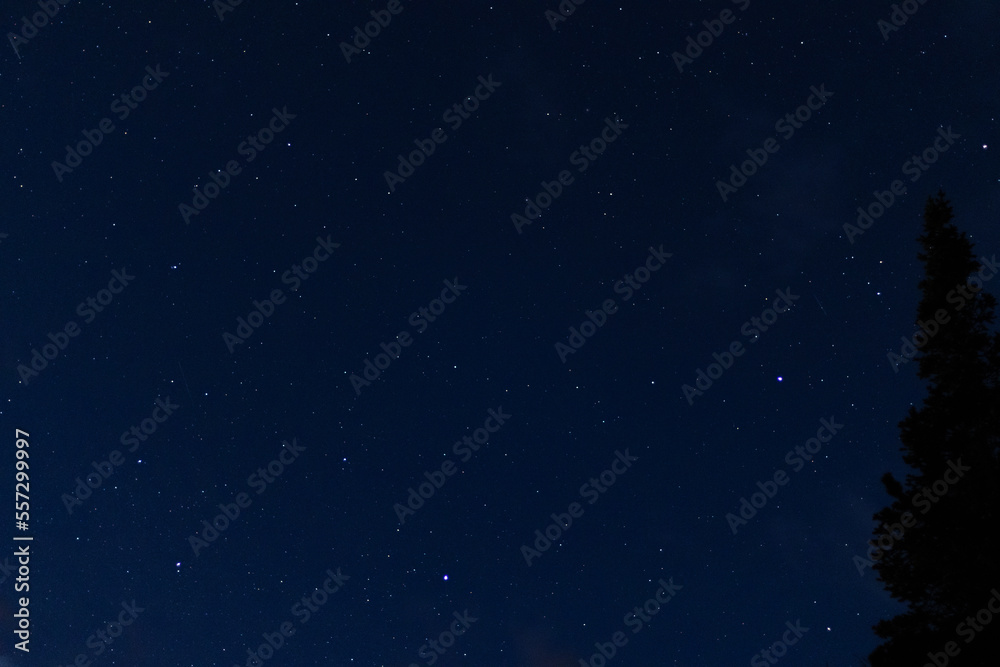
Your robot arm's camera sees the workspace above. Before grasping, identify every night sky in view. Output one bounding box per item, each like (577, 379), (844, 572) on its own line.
(2, 1), (999, 665)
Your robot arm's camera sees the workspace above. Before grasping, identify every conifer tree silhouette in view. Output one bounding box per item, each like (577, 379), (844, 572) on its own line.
(867, 191), (1000, 666)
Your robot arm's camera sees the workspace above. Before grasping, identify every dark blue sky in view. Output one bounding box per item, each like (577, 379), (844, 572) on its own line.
(2, 1), (999, 665)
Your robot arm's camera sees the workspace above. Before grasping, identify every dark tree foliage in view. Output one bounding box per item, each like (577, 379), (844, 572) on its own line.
(868, 192), (1000, 666)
